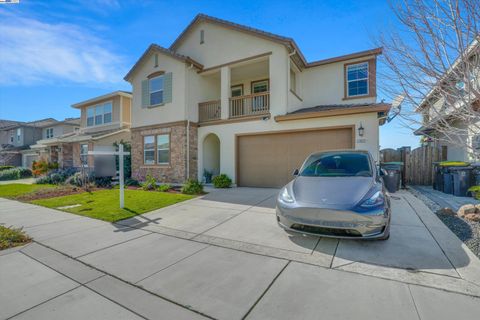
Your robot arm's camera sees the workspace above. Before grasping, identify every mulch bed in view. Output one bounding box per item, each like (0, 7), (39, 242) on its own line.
(16, 186), (91, 201)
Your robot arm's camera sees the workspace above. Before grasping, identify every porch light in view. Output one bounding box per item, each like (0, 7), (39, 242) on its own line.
(358, 123), (365, 137)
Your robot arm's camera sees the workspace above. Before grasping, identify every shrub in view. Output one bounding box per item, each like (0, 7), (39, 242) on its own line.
(0, 165), (14, 172)
(158, 184), (172, 192)
(141, 174), (158, 191)
(212, 174), (232, 188)
(36, 168), (76, 185)
(0, 167), (32, 181)
(181, 179), (203, 195)
(125, 178), (139, 187)
(0, 226), (31, 250)
(468, 186), (480, 199)
(94, 176), (112, 188)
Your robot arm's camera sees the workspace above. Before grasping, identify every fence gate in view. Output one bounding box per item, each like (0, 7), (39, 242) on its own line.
(380, 146), (442, 186)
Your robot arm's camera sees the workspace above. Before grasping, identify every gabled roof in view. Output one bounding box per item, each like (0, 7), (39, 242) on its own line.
(169, 14), (382, 69)
(124, 44), (203, 81)
(0, 119), (22, 129)
(72, 91), (132, 109)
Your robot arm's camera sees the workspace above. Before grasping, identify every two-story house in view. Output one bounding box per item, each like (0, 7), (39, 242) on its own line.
(0, 118), (62, 167)
(125, 14), (391, 187)
(414, 39), (480, 161)
(37, 91), (132, 169)
(23, 117), (80, 167)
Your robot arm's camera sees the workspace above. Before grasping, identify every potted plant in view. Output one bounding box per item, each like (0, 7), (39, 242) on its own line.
(203, 169), (213, 184)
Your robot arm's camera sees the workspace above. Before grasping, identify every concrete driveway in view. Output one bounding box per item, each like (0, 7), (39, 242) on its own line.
(1, 188), (480, 320)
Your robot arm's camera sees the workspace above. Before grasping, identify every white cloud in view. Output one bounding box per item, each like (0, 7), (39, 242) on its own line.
(0, 12), (126, 85)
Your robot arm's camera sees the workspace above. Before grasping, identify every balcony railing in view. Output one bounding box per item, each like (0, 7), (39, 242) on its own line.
(229, 92), (270, 118)
(198, 100), (221, 123)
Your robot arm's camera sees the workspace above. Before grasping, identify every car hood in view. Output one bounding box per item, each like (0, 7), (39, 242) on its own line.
(292, 176), (375, 208)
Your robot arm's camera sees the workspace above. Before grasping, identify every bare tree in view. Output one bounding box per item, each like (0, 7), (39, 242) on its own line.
(379, 0), (480, 158)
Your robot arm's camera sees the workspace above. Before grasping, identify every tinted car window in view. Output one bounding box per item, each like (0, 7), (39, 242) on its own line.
(300, 153), (372, 177)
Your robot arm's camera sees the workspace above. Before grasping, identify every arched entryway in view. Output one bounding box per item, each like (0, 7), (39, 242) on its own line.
(202, 133), (220, 182)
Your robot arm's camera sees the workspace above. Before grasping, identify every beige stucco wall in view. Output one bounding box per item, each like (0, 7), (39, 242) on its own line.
(197, 112), (380, 184)
(300, 56), (377, 111)
(130, 54), (187, 128)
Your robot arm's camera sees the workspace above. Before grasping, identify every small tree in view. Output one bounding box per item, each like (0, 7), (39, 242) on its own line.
(378, 0), (480, 158)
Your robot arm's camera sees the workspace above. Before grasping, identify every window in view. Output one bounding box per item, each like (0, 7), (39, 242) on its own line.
(200, 29), (205, 44)
(347, 62), (369, 97)
(10, 132), (13, 143)
(144, 136), (155, 164)
(149, 76), (164, 105)
(46, 128), (54, 139)
(300, 152), (371, 177)
(16, 128), (21, 142)
(290, 68), (297, 92)
(157, 134), (170, 164)
(251, 80), (269, 111)
(80, 144), (88, 166)
(87, 102), (113, 127)
(231, 85), (243, 97)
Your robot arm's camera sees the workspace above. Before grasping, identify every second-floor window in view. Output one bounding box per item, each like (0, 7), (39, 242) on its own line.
(87, 102), (112, 127)
(46, 128), (54, 139)
(347, 62), (369, 97)
(150, 76), (164, 105)
(16, 128), (21, 142)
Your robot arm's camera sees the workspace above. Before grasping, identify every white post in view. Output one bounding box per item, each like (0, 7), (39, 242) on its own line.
(220, 66), (231, 120)
(119, 143), (124, 209)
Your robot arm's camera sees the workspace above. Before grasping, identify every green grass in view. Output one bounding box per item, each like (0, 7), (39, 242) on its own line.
(0, 183), (54, 199)
(32, 189), (195, 222)
(0, 225), (31, 250)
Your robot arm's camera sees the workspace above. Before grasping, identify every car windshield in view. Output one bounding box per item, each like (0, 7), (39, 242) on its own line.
(299, 152), (372, 177)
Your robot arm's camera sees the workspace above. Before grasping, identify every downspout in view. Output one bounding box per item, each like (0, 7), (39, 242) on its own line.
(185, 63), (194, 181)
(287, 49), (297, 112)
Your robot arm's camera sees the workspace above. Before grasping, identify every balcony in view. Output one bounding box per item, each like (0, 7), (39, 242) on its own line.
(198, 92), (270, 123)
(229, 92), (270, 118)
(199, 100), (221, 122)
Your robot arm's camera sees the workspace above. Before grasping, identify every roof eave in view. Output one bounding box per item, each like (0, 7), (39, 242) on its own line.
(274, 104), (391, 122)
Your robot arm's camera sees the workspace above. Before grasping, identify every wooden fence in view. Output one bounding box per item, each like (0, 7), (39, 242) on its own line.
(380, 145), (444, 186)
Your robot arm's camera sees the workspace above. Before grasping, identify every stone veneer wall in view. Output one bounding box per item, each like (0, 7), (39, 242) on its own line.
(131, 121), (198, 183)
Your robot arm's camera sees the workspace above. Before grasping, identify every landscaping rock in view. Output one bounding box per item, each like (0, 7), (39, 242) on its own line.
(464, 213), (480, 222)
(457, 204), (477, 217)
(437, 207), (456, 216)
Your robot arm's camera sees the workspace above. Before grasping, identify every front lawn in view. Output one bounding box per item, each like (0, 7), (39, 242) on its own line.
(0, 226), (31, 250)
(32, 189), (195, 222)
(0, 184), (55, 199)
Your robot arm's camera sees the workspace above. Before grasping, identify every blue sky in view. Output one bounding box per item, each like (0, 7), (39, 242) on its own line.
(0, 0), (419, 149)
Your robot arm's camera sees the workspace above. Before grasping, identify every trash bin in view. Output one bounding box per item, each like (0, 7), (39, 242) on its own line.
(470, 163), (480, 186)
(443, 171), (454, 194)
(433, 163), (442, 190)
(380, 162), (403, 193)
(451, 167), (473, 197)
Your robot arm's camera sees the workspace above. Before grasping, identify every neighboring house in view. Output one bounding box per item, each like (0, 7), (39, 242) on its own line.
(24, 118), (80, 168)
(414, 40), (480, 162)
(124, 14), (390, 187)
(0, 118), (60, 167)
(36, 91), (132, 169)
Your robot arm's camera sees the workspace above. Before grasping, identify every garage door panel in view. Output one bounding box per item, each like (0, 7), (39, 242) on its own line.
(238, 128), (353, 188)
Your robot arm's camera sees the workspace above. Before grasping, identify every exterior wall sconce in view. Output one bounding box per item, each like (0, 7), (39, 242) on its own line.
(358, 123), (365, 137)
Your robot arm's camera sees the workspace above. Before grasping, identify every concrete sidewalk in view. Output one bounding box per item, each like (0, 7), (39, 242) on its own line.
(1, 189), (480, 320)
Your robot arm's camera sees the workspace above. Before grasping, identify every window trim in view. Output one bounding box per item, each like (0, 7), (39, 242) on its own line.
(86, 101), (113, 127)
(346, 62), (369, 98)
(343, 59), (376, 100)
(251, 79), (270, 93)
(143, 135), (155, 165)
(142, 133), (171, 166)
(156, 134), (170, 165)
(231, 84), (244, 97)
(149, 75), (165, 106)
(46, 127), (54, 139)
(80, 144), (89, 167)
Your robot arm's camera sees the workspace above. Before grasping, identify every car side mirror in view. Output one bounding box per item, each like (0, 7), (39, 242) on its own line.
(293, 169), (299, 176)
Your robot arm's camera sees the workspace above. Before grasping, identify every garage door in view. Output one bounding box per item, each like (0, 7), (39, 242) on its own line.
(237, 127), (353, 187)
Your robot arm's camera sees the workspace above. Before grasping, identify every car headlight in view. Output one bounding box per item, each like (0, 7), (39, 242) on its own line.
(279, 187), (295, 203)
(359, 191), (384, 209)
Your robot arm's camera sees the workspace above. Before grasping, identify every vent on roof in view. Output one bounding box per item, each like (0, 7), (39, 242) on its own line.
(154, 54), (158, 68)
(200, 29), (204, 44)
